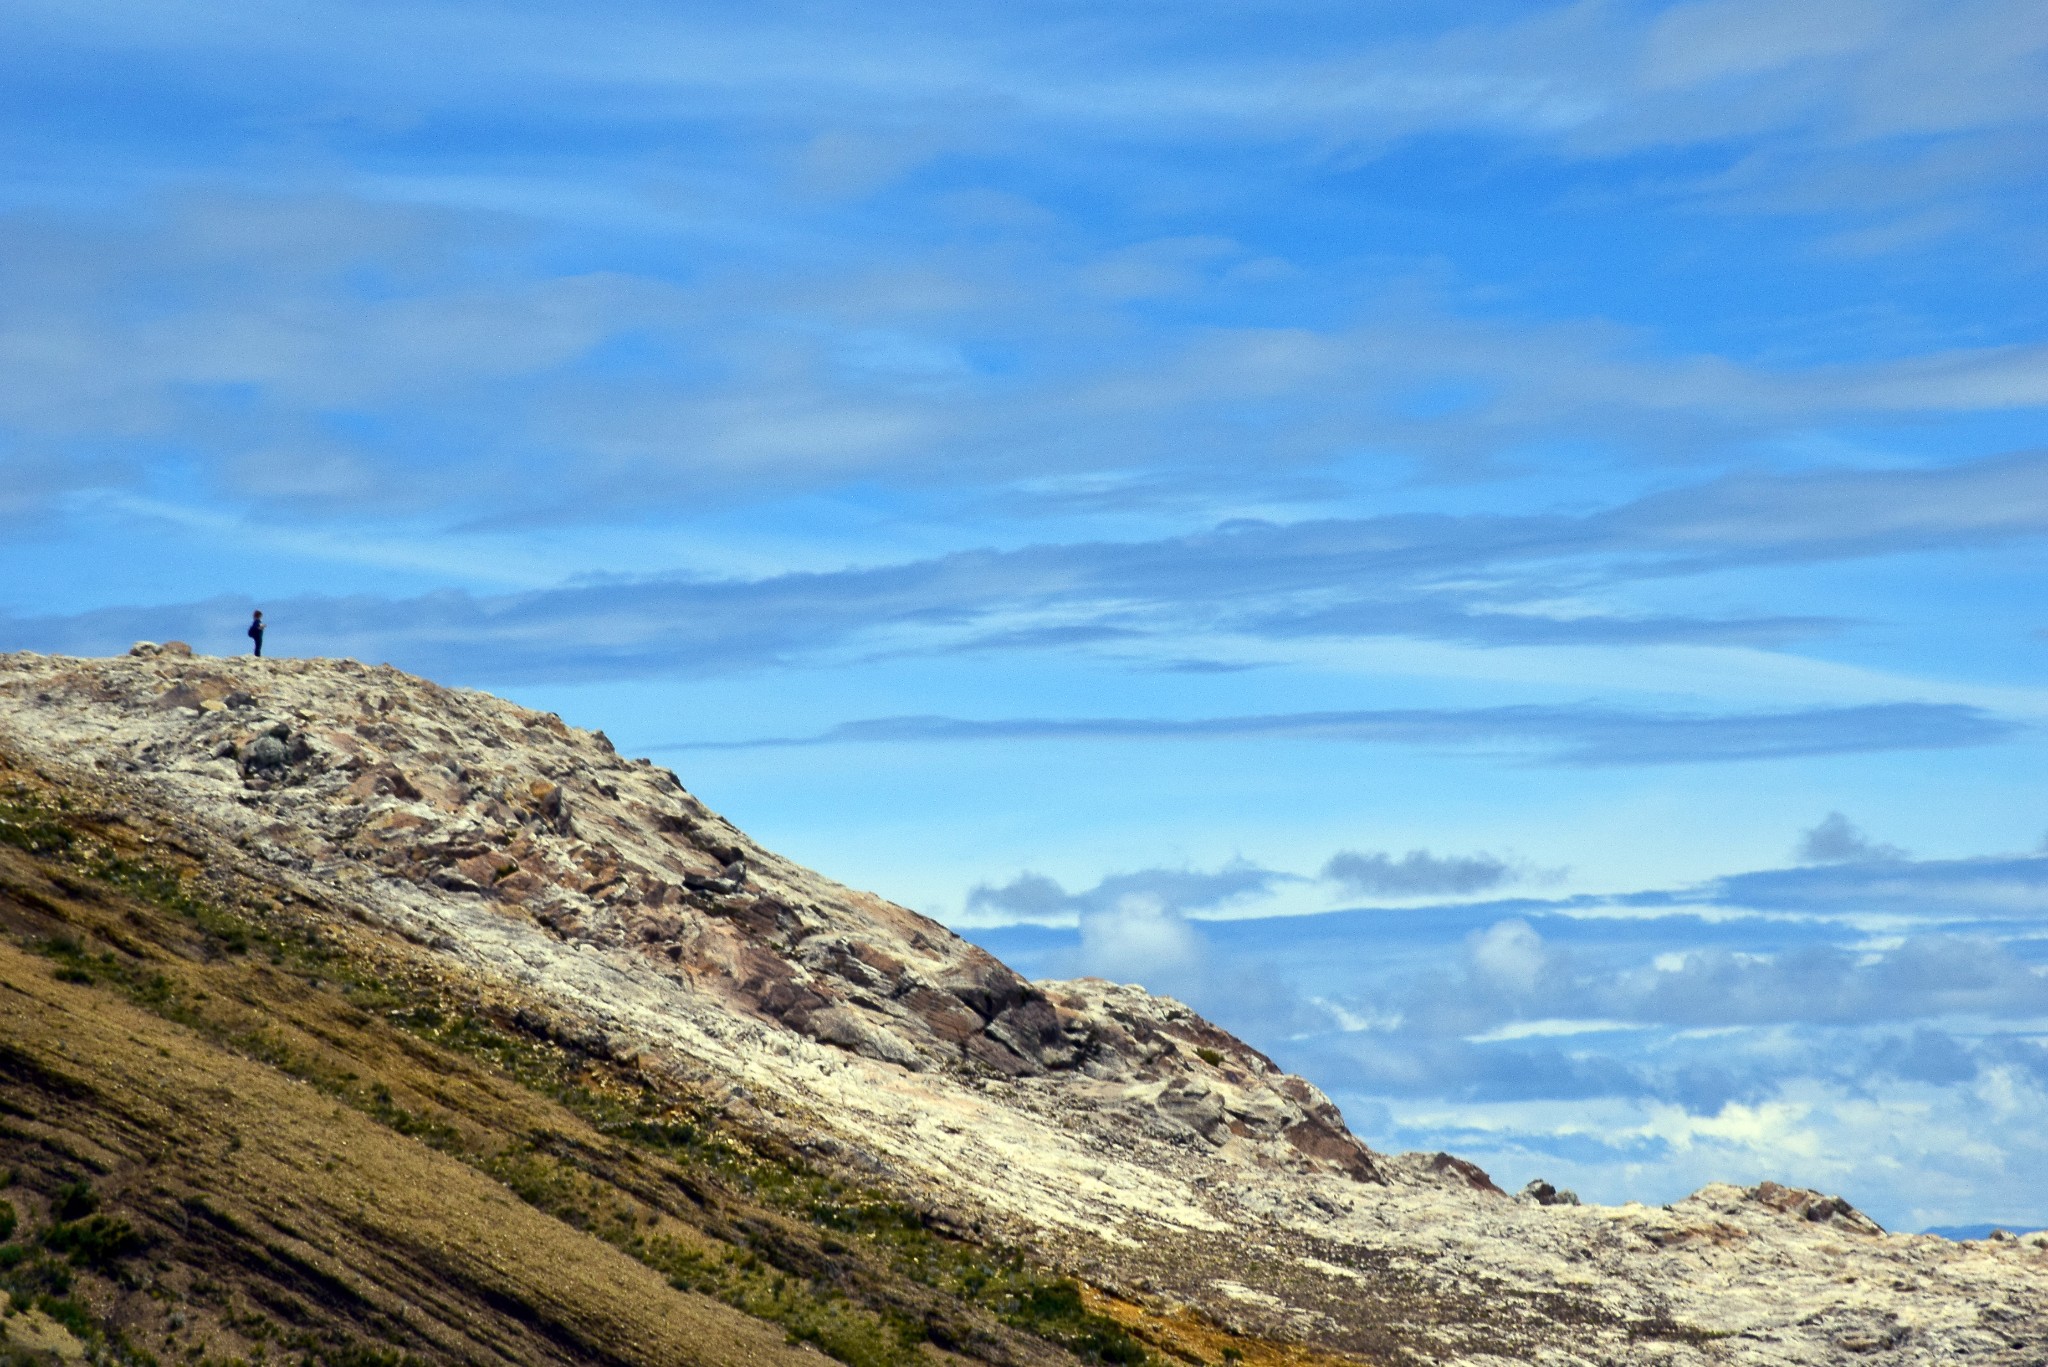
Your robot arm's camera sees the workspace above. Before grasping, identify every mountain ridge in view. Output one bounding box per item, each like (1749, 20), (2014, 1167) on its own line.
(0, 648), (2042, 1366)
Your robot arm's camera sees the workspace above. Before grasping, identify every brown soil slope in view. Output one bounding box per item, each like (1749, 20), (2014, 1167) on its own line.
(0, 934), (817, 1367)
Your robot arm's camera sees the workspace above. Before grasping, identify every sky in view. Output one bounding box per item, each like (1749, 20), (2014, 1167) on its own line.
(3, 0), (2047, 1232)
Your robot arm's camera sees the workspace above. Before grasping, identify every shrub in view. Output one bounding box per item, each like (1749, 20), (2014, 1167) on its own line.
(49, 1183), (96, 1222)
(0, 810), (72, 856)
(44, 1215), (147, 1269)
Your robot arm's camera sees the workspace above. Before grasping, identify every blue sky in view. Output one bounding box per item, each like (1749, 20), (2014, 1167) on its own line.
(5, 0), (2047, 1230)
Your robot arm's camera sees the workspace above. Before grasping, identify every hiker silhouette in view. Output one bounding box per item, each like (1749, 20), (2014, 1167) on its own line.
(247, 610), (265, 658)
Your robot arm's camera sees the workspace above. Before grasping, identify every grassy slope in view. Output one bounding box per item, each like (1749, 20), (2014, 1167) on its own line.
(0, 935), (820, 1367)
(0, 748), (1372, 1367)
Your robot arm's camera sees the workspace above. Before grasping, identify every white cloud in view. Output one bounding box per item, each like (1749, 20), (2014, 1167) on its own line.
(1466, 1018), (1643, 1043)
(1078, 893), (1206, 988)
(1467, 918), (1546, 995)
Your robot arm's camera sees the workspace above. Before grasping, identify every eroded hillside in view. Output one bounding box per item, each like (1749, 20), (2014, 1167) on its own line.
(0, 650), (2042, 1367)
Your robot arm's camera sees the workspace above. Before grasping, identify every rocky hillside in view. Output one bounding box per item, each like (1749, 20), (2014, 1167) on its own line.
(0, 648), (2042, 1367)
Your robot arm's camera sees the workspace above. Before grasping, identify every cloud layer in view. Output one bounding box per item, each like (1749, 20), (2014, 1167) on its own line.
(5, 0), (2048, 535)
(13, 447), (2048, 712)
(684, 703), (2015, 766)
(965, 836), (2048, 1231)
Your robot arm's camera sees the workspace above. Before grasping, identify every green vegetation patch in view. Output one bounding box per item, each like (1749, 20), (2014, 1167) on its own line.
(0, 806), (73, 858)
(0, 1225), (153, 1367)
(43, 1213), (148, 1270)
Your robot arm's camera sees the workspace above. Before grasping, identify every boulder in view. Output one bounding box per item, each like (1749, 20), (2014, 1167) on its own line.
(1156, 1080), (1230, 1145)
(1522, 1179), (1580, 1206)
(242, 734), (290, 773)
(1747, 1181), (1883, 1234)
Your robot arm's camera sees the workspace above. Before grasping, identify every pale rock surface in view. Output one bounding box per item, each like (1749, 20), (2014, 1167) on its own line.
(2, 652), (2043, 1365)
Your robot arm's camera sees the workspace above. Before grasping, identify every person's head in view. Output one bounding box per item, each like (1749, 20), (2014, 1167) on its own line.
(252, 610), (262, 621)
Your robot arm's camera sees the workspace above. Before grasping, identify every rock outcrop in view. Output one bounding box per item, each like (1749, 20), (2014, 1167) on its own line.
(3, 650), (2044, 1366)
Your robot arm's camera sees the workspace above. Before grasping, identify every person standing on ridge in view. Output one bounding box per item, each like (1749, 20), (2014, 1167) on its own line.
(247, 610), (265, 658)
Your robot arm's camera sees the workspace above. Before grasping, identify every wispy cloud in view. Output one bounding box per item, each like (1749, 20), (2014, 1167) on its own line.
(19, 0), (2045, 207)
(14, 448), (2048, 676)
(6, 178), (2048, 534)
(1322, 849), (1523, 897)
(966, 862), (1297, 925)
(672, 702), (2017, 766)
(1711, 852), (2048, 920)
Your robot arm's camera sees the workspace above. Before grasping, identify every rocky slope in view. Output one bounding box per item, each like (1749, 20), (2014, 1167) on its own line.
(1, 647), (2043, 1366)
